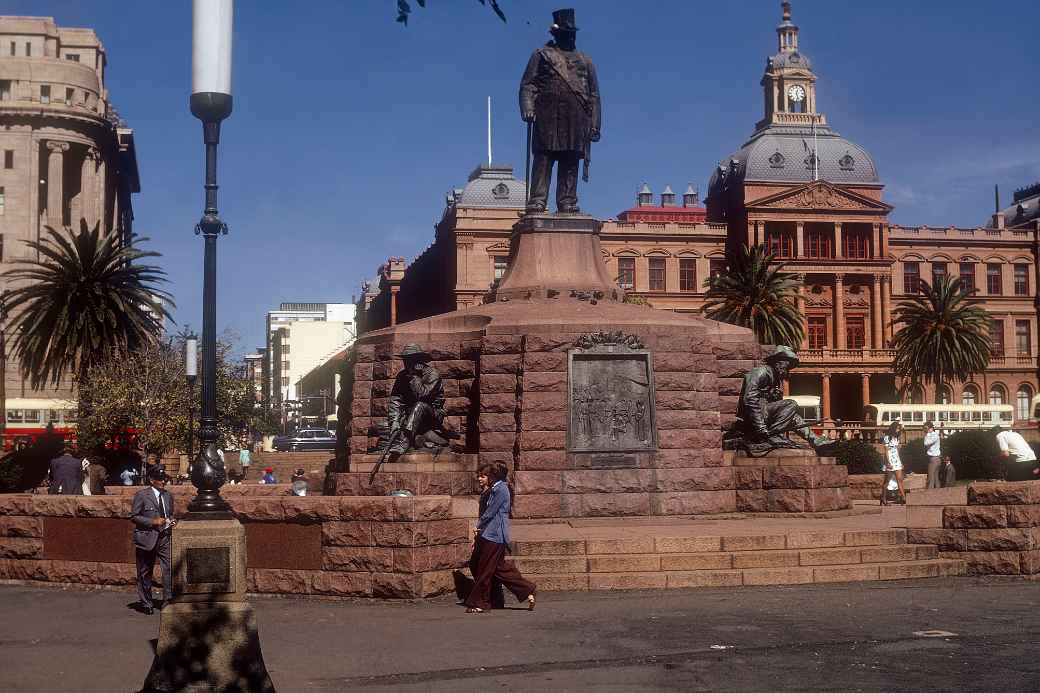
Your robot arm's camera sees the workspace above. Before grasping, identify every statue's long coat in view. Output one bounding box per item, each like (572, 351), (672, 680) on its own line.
(519, 43), (601, 155)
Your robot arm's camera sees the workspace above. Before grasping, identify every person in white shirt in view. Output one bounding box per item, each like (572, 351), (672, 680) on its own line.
(880, 421), (906, 505)
(994, 426), (1039, 482)
(923, 421), (942, 489)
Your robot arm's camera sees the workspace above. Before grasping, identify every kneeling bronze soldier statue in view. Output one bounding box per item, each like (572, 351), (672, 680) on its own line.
(374, 344), (454, 457)
(723, 345), (830, 457)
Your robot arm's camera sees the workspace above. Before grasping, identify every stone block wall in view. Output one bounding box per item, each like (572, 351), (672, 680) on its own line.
(0, 494), (473, 599)
(905, 482), (1040, 575)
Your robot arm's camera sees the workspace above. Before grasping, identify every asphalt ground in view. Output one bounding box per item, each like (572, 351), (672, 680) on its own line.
(0, 577), (1038, 692)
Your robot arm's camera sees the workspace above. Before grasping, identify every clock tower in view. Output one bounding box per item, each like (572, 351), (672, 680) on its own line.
(757, 1), (825, 131)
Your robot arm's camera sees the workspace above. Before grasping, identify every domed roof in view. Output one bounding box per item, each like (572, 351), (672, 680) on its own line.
(455, 164), (526, 209)
(990, 182), (1040, 228)
(711, 125), (879, 190)
(768, 50), (812, 71)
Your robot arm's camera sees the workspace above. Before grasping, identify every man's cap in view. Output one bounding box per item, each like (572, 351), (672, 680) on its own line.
(264, 467), (274, 473)
(763, 345), (799, 368)
(550, 8), (579, 32)
(147, 464), (168, 480)
(293, 468), (306, 477)
(395, 343), (429, 359)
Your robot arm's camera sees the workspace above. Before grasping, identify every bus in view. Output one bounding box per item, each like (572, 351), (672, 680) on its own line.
(3, 398), (78, 450)
(787, 395), (821, 423)
(863, 403), (1013, 432)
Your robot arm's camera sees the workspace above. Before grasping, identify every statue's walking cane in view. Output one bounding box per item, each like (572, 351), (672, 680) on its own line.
(524, 120), (532, 204)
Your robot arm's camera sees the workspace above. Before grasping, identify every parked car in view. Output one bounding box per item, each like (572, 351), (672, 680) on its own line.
(272, 429), (337, 452)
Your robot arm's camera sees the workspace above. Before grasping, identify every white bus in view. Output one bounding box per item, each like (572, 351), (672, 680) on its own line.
(3, 397), (78, 449)
(786, 395), (821, 423)
(863, 403), (1013, 431)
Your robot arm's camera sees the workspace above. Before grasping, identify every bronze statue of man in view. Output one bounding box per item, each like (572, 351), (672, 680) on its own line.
(519, 8), (601, 214)
(377, 344), (450, 456)
(724, 346), (830, 457)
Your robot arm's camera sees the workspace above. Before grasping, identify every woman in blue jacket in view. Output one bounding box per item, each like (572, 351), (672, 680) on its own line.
(464, 462), (536, 613)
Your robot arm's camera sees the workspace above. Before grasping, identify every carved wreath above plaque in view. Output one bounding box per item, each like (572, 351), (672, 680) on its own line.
(568, 332), (657, 454)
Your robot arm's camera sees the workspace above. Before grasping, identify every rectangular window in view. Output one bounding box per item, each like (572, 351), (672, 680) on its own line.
(9, 42), (15, 57)
(2, 150), (10, 169)
(281, 377), (289, 387)
(7, 409), (23, 424)
(931, 262), (947, 287)
(281, 344), (289, 354)
(0, 234), (4, 261)
(959, 262), (976, 292)
(65, 53), (80, 62)
(679, 258), (696, 291)
(991, 319), (1004, 357)
(844, 231), (870, 260)
(648, 257), (666, 291)
(1016, 320), (1031, 356)
(805, 230), (832, 259)
(767, 231), (794, 258)
(1014, 264), (1029, 296)
(709, 258), (726, 279)
(808, 317), (828, 349)
(25, 42), (31, 57)
(0, 186), (5, 217)
(493, 256), (508, 281)
(39, 85), (50, 104)
(617, 257), (635, 290)
(282, 361), (290, 371)
(903, 262), (920, 293)
(0, 80), (10, 101)
(986, 263), (1002, 294)
(846, 317), (866, 349)
(65, 87), (74, 106)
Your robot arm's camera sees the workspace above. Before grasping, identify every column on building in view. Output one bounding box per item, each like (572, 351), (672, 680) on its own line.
(96, 156), (107, 233)
(871, 274), (883, 350)
(871, 223), (880, 260)
(862, 373), (871, 409)
(635, 256), (649, 293)
(821, 373), (831, 420)
(46, 141), (69, 228)
(80, 147), (98, 230)
(795, 275), (808, 350)
(1005, 314), (1015, 365)
(833, 221), (843, 259)
(833, 274), (846, 350)
(881, 275), (893, 344)
(665, 256), (678, 293)
(795, 221), (805, 258)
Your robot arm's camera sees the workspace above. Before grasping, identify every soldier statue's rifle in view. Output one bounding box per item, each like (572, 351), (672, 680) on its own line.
(369, 428), (403, 485)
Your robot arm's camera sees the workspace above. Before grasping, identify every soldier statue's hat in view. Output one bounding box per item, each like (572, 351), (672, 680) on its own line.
(763, 345), (800, 368)
(550, 8), (579, 32)
(395, 343), (430, 360)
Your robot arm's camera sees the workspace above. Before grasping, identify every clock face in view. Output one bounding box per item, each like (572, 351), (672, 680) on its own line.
(788, 85), (806, 103)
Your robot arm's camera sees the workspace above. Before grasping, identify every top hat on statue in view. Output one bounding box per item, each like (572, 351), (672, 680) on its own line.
(550, 8), (579, 32)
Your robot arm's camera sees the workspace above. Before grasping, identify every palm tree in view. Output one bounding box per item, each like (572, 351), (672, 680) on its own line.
(701, 243), (805, 347)
(891, 275), (992, 399)
(2, 222), (174, 390)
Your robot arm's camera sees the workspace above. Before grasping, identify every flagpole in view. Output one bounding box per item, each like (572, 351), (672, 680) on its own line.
(487, 96), (492, 167)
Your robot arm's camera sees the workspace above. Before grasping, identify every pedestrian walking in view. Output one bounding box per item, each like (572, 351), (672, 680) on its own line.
(880, 421), (906, 505)
(464, 462), (536, 614)
(131, 465), (176, 615)
(993, 425), (1039, 481)
(239, 445), (252, 480)
(923, 421), (942, 489)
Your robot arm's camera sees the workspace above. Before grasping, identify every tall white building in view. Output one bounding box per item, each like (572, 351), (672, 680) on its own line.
(264, 302), (355, 419)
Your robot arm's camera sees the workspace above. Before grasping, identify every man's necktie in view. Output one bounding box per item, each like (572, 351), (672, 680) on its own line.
(158, 494), (167, 519)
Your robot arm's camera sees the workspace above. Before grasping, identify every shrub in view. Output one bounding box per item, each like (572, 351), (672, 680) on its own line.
(830, 440), (883, 475)
(0, 433), (65, 493)
(899, 438), (930, 475)
(944, 429), (1001, 480)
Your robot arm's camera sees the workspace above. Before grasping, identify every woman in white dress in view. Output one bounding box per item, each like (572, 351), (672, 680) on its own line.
(880, 421), (906, 505)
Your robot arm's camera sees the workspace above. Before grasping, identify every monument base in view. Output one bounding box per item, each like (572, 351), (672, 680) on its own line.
(143, 518), (274, 693)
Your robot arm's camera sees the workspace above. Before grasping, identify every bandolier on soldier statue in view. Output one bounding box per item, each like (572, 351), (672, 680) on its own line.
(520, 8), (601, 214)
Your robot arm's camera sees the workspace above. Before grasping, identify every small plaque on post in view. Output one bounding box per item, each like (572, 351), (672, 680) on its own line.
(568, 331), (657, 454)
(186, 547), (230, 585)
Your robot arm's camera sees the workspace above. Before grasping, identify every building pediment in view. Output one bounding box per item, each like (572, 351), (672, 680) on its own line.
(748, 181), (892, 213)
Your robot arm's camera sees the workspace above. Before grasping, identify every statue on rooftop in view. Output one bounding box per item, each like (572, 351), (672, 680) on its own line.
(723, 345), (831, 457)
(519, 8), (601, 214)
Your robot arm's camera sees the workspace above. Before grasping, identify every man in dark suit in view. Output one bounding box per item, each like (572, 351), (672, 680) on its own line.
(48, 445), (83, 495)
(131, 465), (176, 614)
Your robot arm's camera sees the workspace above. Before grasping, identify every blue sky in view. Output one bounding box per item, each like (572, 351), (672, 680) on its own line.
(14, 1), (1039, 352)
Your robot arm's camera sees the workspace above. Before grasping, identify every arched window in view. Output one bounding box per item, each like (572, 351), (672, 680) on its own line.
(1017, 385), (1034, 421)
(906, 385), (925, 404)
(961, 385), (980, 405)
(989, 384), (1007, 405)
(936, 386), (952, 405)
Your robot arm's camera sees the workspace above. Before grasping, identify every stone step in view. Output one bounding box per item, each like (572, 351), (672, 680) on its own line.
(511, 544), (939, 574)
(525, 559), (965, 591)
(511, 528), (907, 556)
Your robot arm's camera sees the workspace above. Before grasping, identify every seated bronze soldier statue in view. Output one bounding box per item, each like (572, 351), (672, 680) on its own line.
(373, 344), (453, 457)
(723, 345), (830, 457)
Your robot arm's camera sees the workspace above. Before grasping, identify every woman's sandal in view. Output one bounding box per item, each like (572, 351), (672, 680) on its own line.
(528, 594), (536, 611)
(465, 607), (485, 614)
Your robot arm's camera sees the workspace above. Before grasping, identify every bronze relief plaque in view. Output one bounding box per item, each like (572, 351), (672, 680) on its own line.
(568, 333), (657, 454)
(186, 547), (231, 585)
